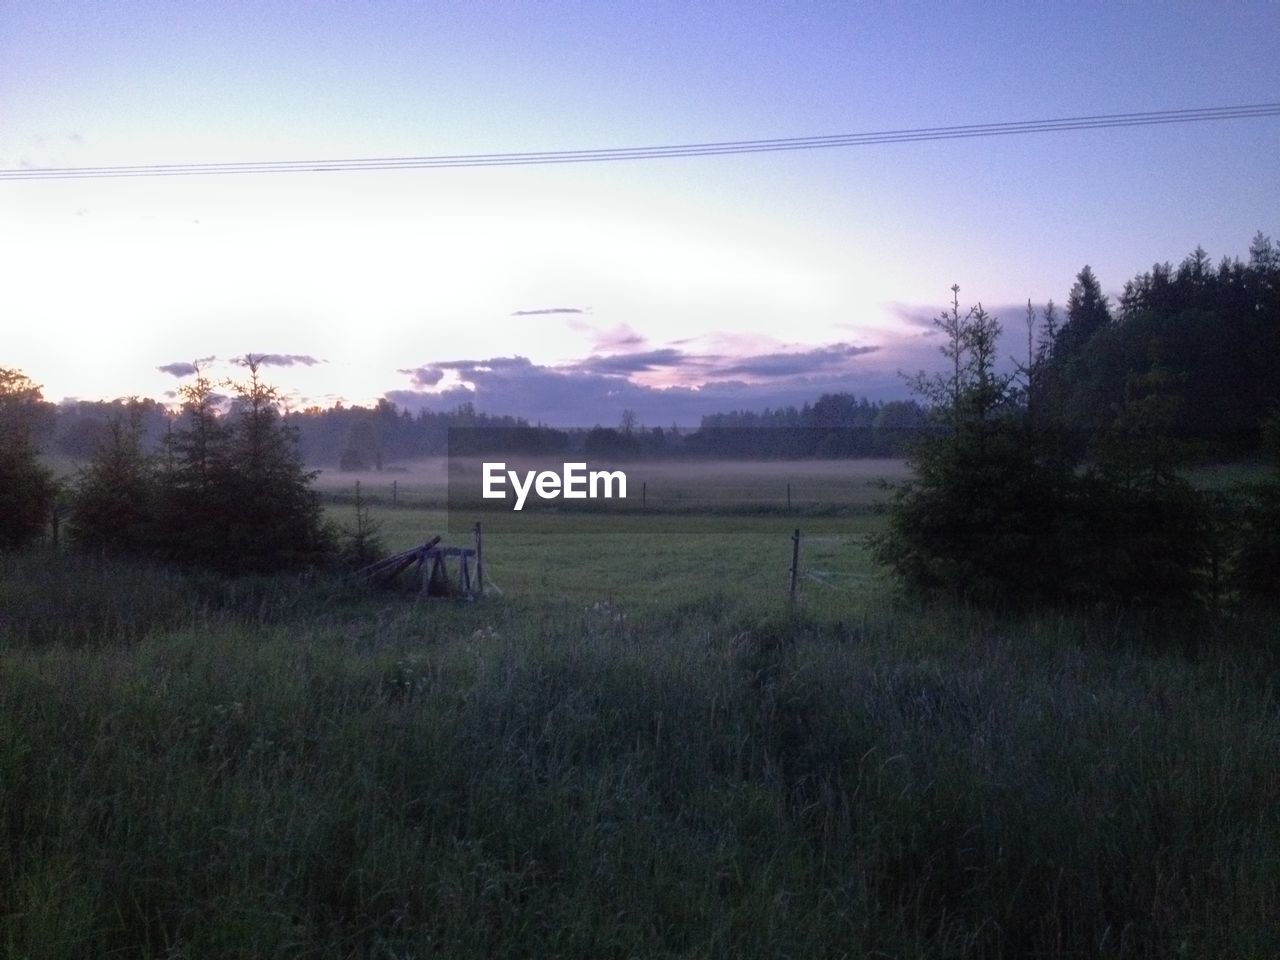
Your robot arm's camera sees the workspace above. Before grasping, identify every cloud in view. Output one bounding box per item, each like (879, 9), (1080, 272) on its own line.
(388, 342), (909, 426)
(511, 306), (589, 316)
(236, 353), (323, 367)
(885, 301), (942, 331)
(589, 323), (647, 350)
(429, 356), (539, 376)
(157, 362), (198, 378)
(388, 355), (651, 424)
(572, 348), (705, 375)
(398, 365), (444, 387)
(715, 343), (880, 379)
(562, 318), (648, 351)
(158, 355), (219, 378)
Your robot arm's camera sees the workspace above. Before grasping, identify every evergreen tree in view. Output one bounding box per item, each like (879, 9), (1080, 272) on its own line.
(1070, 363), (1214, 606)
(1055, 265), (1112, 360)
(873, 281), (1213, 609)
(216, 356), (335, 572)
(151, 357), (333, 572)
(68, 401), (158, 556)
(0, 368), (57, 550)
(1039, 299), (1059, 357)
(336, 480), (385, 570)
(873, 289), (1073, 604)
(157, 362), (232, 567)
(340, 418), (379, 471)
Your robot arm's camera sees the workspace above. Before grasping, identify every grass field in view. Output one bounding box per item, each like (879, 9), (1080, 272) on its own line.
(3, 460), (1278, 958)
(319, 458), (897, 608)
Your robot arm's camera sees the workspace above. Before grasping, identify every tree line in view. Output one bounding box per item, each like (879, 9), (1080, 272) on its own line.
(27, 392), (928, 466)
(873, 241), (1280, 607)
(1033, 233), (1280, 453)
(1, 360), (337, 572)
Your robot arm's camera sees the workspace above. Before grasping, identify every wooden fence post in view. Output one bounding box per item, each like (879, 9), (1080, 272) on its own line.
(789, 528), (801, 602)
(474, 521), (484, 596)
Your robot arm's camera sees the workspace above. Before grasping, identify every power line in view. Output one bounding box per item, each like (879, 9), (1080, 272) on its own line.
(3, 102), (1278, 180)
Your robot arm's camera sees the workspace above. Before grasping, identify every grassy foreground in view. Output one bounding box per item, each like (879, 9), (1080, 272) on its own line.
(1, 546), (1277, 959)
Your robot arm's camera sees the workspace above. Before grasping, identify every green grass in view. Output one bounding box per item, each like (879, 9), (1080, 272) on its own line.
(3, 459), (1278, 957)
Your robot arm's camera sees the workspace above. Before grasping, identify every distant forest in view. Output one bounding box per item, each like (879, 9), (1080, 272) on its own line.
(23, 232), (1280, 465)
(30, 386), (931, 465)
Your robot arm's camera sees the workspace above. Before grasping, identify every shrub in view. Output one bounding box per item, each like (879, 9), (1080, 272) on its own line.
(336, 482), (384, 570)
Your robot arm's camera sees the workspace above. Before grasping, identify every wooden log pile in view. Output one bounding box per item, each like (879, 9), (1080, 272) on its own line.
(353, 535), (441, 586)
(353, 527), (484, 600)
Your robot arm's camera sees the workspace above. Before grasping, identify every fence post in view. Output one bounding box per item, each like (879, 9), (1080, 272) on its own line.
(789, 528), (801, 602)
(474, 521), (484, 596)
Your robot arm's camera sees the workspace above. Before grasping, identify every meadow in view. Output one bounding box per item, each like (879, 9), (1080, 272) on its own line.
(1, 460), (1277, 958)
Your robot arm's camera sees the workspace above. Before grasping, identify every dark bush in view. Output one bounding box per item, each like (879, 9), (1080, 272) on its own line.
(0, 368), (56, 551)
(873, 289), (1218, 610)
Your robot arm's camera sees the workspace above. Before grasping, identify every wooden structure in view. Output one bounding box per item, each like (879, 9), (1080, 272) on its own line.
(420, 543), (478, 597)
(354, 523), (485, 599)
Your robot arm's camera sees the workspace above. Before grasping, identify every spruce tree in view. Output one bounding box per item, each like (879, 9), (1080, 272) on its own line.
(873, 289), (1073, 603)
(1055, 265), (1112, 360)
(0, 368), (56, 550)
(218, 356), (334, 572)
(157, 362), (232, 568)
(152, 357), (333, 572)
(68, 401), (158, 556)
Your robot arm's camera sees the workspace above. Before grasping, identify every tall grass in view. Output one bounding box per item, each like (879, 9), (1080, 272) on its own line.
(1, 554), (1277, 957)
(0, 551), (371, 648)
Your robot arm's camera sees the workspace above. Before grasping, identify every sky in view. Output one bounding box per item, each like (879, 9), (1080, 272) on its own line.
(3, 1), (1278, 426)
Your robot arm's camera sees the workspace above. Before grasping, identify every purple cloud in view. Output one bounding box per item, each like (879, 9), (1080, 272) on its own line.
(398, 365), (445, 387)
(432, 356), (540, 376)
(511, 306), (589, 316)
(572, 348), (704, 375)
(158, 355), (218, 377)
(236, 353), (323, 367)
(715, 343), (880, 378)
(388, 345), (910, 426)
